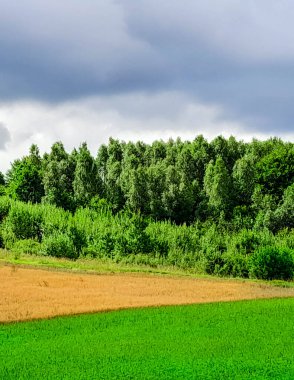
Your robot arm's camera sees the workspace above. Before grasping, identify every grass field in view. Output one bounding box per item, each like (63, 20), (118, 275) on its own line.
(1, 298), (294, 379)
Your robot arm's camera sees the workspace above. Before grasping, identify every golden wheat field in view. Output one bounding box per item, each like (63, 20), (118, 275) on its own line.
(1, 264), (294, 323)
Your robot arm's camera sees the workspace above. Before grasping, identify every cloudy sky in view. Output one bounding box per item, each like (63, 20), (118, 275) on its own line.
(0, 0), (294, 171)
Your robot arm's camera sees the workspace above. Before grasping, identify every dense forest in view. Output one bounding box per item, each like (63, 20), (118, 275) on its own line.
(0, 135), (293, 280)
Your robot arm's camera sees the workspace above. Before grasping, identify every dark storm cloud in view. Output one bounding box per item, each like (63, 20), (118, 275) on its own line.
(1, 0), (294, 132)
(0, 0), (168, 101)
(122, 0), (294, 132)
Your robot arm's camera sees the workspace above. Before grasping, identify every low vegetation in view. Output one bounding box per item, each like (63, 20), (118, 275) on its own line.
(0, 196), (293, 280)
(1, 298), (293, 379)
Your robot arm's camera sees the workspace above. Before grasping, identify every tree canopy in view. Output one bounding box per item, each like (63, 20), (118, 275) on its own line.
(1, 136), (293, 231)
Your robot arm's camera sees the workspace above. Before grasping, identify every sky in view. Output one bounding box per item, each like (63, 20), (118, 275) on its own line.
(0, 0), (294, 171)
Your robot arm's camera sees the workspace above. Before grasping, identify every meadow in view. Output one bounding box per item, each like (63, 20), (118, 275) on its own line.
(1, 298), (293, 379)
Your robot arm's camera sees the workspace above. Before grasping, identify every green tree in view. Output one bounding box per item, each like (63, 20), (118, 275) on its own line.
(256, 145), (294, 198)
(162, 165), (196, 223)
(42, 142), (75, 210)
(124, 166), (149, 214)
(105, 138), (125, 211)
(233, 153), (256, 206)
(6, 144), (44, 203)
(73, 142), (102, 208)
(0, 171), (6, 195)
(262, 183), (294, 232)
(146, 162), (166, 219)
(165, 138), (183, 167)
(274, 183), (294, 230)
(204, 156), (231, 217)
(0, 171), (5, 186)
(190, 135), (211, 185)
(120, 142), (141, 195)
(210, 135), (245, 173)
(150, 140), (166, 164)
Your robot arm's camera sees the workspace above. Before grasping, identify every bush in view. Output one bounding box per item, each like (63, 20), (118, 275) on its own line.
(67, 221), (87, 255)
(249, 246), (294, 280)
(3, 202), (43, 242)
(220, 253), (249, 278)
(229, 229), (260, 255)
(1, 222), (17, 249)
(42, 233), (77, 259)
(41, 205), (70, 236)
(0, 196), (11, 222)
(114, 212), (152, 256)
(86, 231), (115, 258)
(202, 251), (226, 275)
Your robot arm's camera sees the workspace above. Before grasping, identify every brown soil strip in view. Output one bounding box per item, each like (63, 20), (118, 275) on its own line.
(1, 265), (293, 323)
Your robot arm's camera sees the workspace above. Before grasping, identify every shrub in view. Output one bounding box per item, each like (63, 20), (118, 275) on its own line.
(1, 222), (17, 249)
(42, 233), (77, 259)
(202, 251), (226, 275)
(67, 219), (87, 255)
(114, 212), (152, 256)
(230, 229), (260, 255)
(220, 253), (249, 278)
(3, 202), (43, 241)
(249, 246), (294, 280)
(0, 185), (6, 196)
(275, 229), (294, 250)
(41, 205), (70, 236)
(86, 231), (115, 258)
(0, 196), (11, 222)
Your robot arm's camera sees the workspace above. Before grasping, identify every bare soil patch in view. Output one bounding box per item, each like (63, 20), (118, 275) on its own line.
(1, 265), (293, 323)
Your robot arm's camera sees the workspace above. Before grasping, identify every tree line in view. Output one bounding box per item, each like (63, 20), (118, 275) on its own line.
(0, 135), (293, 280)
(2, 135), (293, 230)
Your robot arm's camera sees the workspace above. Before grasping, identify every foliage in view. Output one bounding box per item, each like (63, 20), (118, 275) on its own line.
(73, 142), (102, 207)
(0, 197), (293, 279)
(42, 233), (77, 259)
(204, 156), (231, 217)
(0, 196), (11, 222)
(249, 246), (294, 280)
(1, 201), (43, 247)
(2, 135), (292, 226)
(42, 142), (75, 211)
(0, 171), (5, 186)
(256, 144), (294, 197)
(233, 153), (256, 205)
(219, 253), (249, 278)
(0, 136), (294, 278)
(6, 145), (44, 203)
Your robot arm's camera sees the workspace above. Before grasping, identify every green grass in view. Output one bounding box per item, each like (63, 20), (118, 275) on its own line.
(1, 248), (293, 288)
(0, 248), (204, 277)
(1, 298), (294, 379)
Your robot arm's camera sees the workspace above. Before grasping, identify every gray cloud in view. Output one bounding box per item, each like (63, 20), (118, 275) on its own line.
(0, 122), (11, 149)
(122, 0), (294, 132)
(0, 0), (166, 100)
(0, 0), (294, 134)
